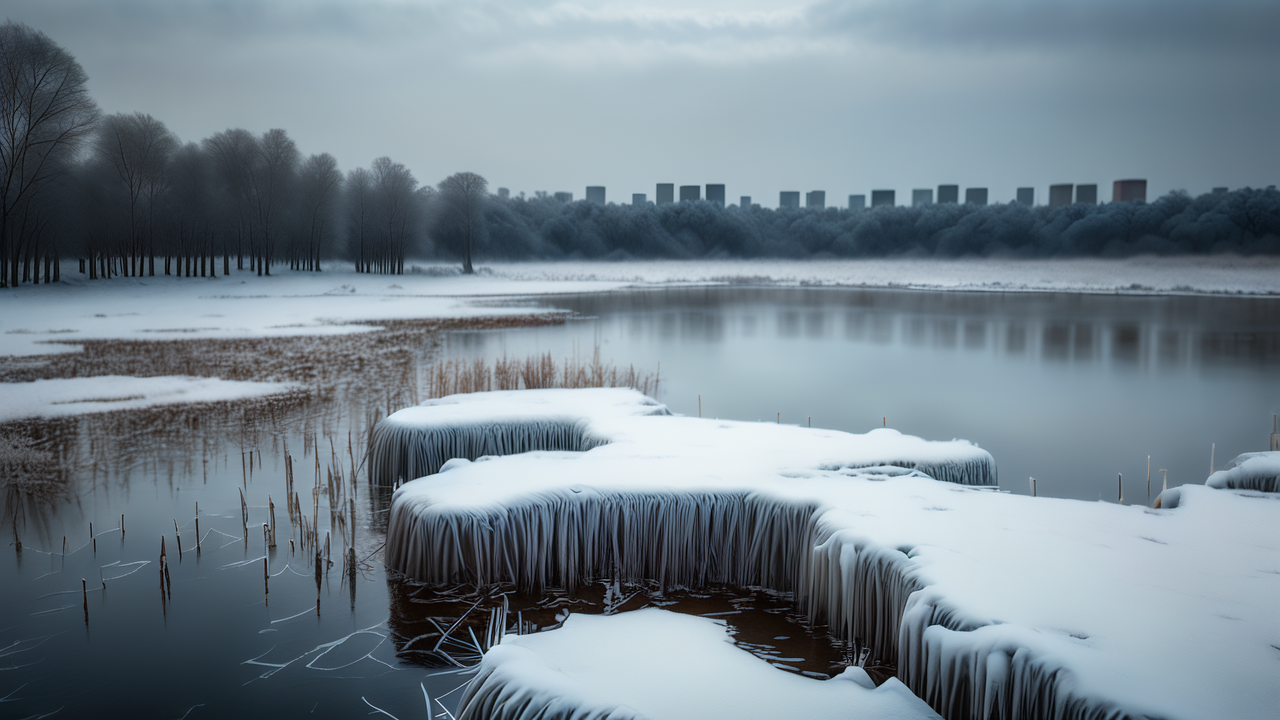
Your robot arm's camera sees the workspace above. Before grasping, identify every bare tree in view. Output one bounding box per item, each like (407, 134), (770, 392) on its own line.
(247, 128), (298, 275)
(202, 128), (258, 274)
(345, 166), (372, 272)
(371, 156), (419, 274)
(94, 112), (178, 277)
(293, 152), (342, 271)
(0, 20), (99, 287)
(436, 171), (488, 273)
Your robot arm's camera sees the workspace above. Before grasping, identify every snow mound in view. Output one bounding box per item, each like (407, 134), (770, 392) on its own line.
(380, 389), (1279, 720)
(0, 375), (301, 422)
(457, 608), (941, 720)
(1208, 452), (1280, 492)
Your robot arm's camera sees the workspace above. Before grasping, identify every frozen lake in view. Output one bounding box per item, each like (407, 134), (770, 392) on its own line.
(444, 286), (1280, 502)
(2, 281), (1276, 717)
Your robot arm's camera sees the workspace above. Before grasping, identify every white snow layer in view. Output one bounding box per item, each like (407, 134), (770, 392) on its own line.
(4, 257), (1276, 358)
(456, 608), (941, 720)
(1207, 452), (1280, 492)
(381, 389), (1280, 720)
(0, 375), (300, 422)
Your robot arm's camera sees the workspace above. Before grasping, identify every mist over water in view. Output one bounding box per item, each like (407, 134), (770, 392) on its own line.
(443, 286), (1279, 502)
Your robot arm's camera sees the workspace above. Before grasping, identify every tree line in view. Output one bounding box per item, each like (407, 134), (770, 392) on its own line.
(2, 20), (1277, 289)
(0, 21), (484, 287)
(474, 187), (1279, 261)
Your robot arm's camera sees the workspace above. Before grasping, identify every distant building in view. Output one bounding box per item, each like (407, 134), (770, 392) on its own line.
(586, 186), (606, 204)
(779, 191), (800, 208)
(912, 189), (933, 207)
(706, 184), (726, 207)
(633, 193), (647, 206)
(554, 191), (573, 203)
(1016, 187), (1034, 205)
(848, 194), (866, 210)
(965, 188), (988, 206)
(497, 187), (510, 199)
(937, 185), (959, 204)
(1048, 184), (1073, 208)
(740, 196), (752, 208)
(806, 190), (825, 209)
(1212, 187), (1228, 195)
(1075, 184), (1097, 205)
(679, 185), (700, 202)
(1112, 179), (1147, 203)
(871, 190), (895, 207)
(656, 183), (674, 205)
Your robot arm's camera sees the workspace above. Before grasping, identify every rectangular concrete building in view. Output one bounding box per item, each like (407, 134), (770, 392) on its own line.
(706, 184), (726, 207)
(497, 187), (510, 199)
(1016, 187), (1035, 205)
(806, 190), (825, 209)
(633, 193), (647, 206)
(937, 185), (959, 204)
(1048, 184), (1073, 208)
(586, 186), (606, 204)
(740, 196), (752, 208)
(912, 189), (933, 207)
(554, 191), (573, 203)
(871, 190), (895, 207)
(1113, 179), (1147, 202)
(1212, 187), (1228, 195)
(965, 188), (988, 206)
(656, 184), (674, 205)
(1075, 184), (1097, 205)
(849, 194), (866, 210)
(679, 185), (700, 202)
(779, 191), (800, 208)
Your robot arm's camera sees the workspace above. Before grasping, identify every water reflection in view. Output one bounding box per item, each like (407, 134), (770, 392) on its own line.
(447, 286), (1280, 502)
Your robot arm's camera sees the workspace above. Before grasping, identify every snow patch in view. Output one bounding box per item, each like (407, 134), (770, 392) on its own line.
(457, 609), (941, 720)
(0, 376), (301, 422)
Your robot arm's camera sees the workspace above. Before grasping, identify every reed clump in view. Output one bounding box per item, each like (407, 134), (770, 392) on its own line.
(424, 347), (659, 399)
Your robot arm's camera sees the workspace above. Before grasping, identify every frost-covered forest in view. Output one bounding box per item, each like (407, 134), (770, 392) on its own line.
(3, 19), (1279, 288)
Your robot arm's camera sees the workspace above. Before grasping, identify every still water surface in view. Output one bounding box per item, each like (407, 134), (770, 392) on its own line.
(2, 285), (1277, 717)
(447, 286), (1280, 501)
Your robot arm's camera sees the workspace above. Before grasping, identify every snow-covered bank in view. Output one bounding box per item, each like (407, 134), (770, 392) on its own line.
(3, 256), (1276, 358)
(1207, 452), (1280, 492)
(382, 389), (1279, 720)
(457, 609), (941, 720)
(475, 256), (1280, 296)
(0, 376), (301, 422)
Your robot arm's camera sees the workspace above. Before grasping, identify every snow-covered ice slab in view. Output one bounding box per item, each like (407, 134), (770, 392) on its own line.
(1207, 452), (1280, 492)
(369, 388), (995, 487)
(382, 389), (1279, 720)
(0, 375), (300, 422)
(457, 608), (941, 720)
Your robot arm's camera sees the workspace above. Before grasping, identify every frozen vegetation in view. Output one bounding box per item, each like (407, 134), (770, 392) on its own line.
(380, 389), (1280, 720)
(457, 609), (941, 720)
(1206, 452), (1280, 493)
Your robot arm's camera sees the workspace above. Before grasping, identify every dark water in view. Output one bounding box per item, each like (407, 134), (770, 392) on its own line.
(2, 285), (1277, 718)
(444, 286), (1280, 502)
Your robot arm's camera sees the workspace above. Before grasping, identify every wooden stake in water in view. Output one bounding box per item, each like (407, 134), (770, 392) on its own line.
(82, 578), (88, 625)
(1147, 455), (1151, 499)
(1029, 477), (1036, 497)
(1160, 469), (1168, 493)
(1118, 473), (1123, 504)
(1209, 443), (1215, 476)
(698, 395), (702, 418)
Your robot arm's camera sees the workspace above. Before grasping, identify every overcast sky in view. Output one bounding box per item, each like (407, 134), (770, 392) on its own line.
(8, 0), (1278, 206)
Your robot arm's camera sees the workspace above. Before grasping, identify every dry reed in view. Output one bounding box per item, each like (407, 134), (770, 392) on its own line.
(423, 347), (659, 399)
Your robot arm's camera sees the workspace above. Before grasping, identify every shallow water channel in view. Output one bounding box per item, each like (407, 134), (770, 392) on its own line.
(1, 285), (1276, 718)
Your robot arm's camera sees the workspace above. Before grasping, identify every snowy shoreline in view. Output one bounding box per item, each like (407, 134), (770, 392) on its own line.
(2, 256), (1275, 360)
